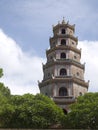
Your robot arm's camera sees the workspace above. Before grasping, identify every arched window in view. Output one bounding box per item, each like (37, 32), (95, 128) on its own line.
(77, 72), (79, 76)
(74, 55), (77, 59)
(61, 29), (65, 34)
(61, 52), (66, 59)
(60, 68), (67, 75)
(61, 39), (66, 45)
(59, 87), (68, 96)
(45, 92), (48, 96)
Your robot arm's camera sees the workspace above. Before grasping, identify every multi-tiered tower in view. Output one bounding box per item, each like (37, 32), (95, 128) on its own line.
(39, 19), (89, 113)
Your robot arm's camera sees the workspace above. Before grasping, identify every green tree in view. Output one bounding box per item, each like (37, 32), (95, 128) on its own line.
(0, 68), (3, 78)
(63, 93), (98, 129)
(0, 68), (12, 127)
(0, 69), (64, 128)
(0, 68), (10, 98)
(0, 83), (10, 98)
(0, 93), (65, 128)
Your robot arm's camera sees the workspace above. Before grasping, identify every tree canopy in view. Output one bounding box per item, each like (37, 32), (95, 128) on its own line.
(63, 93), (98, 129)
(0, 92), (65, 128)
(0, 68), (65, 128)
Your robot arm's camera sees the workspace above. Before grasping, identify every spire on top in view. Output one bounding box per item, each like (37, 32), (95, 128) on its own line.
(62, 17), (66, 24)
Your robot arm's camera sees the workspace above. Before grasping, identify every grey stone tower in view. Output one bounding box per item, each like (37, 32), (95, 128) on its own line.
(39, 18), (89, 113)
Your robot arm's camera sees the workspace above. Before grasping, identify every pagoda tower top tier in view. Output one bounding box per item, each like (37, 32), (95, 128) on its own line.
(52, 17), (75, 36)
(50, 18), (78, 50)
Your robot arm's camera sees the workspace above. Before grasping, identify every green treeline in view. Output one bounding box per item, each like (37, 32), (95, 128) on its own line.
(0, 84), (64, 128)
(0, 69), (98, 129)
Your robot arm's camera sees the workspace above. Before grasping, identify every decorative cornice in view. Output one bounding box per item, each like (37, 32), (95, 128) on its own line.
(50, 34), (78, 42)
(43, 59), (84, 70)
(46, 45), (81, 55)
(39, 76), (89, 89)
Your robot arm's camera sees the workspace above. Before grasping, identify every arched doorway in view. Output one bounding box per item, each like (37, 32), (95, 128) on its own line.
(59, 87), (68, 96)
(63, 109), (67, 115)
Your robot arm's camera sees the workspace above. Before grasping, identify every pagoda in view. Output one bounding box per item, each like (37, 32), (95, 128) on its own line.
(38, 18), (89, 113)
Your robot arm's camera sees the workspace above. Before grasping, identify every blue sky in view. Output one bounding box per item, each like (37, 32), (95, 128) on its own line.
(0, 0), (98, 56)
(0, 0), (98, 94)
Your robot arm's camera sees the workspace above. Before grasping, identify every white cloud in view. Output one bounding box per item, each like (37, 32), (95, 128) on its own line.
(0, 29), (45, 95)
(78, 41), (98, 92)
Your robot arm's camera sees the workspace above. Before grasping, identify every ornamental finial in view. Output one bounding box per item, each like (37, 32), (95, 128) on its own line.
(67, 20), (69, 24)
(62, 17), (66, 24)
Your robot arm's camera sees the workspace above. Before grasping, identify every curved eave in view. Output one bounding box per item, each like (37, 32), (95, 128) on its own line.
(46, 46), (81, 55)
(39, 77), (89, 89)
(53, 23), (75, 32)
(50, 34), (78, 43)
(43, 59), (84, 70)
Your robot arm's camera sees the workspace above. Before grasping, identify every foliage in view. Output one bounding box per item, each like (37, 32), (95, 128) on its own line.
(0, 92), (65, 128)
(63, 93), (98, 129)
(0, 68), (65, 128)
(0, 68), (3, 78)
(0, 83), (10, 98)
(0, 69), (10, 106)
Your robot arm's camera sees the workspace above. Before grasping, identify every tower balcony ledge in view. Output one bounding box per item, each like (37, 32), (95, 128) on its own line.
(46, 45), (81, 55)
(43, 59), (84, 69)
(39, 76), (89, 88)
(54, 76), (89, 88)
(53, 96), (75, 104)
(55, 34), (78, 42)
(56, 59), (84, 68)
(50, 34), (78, 42)
(55, 75), (72, 79)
